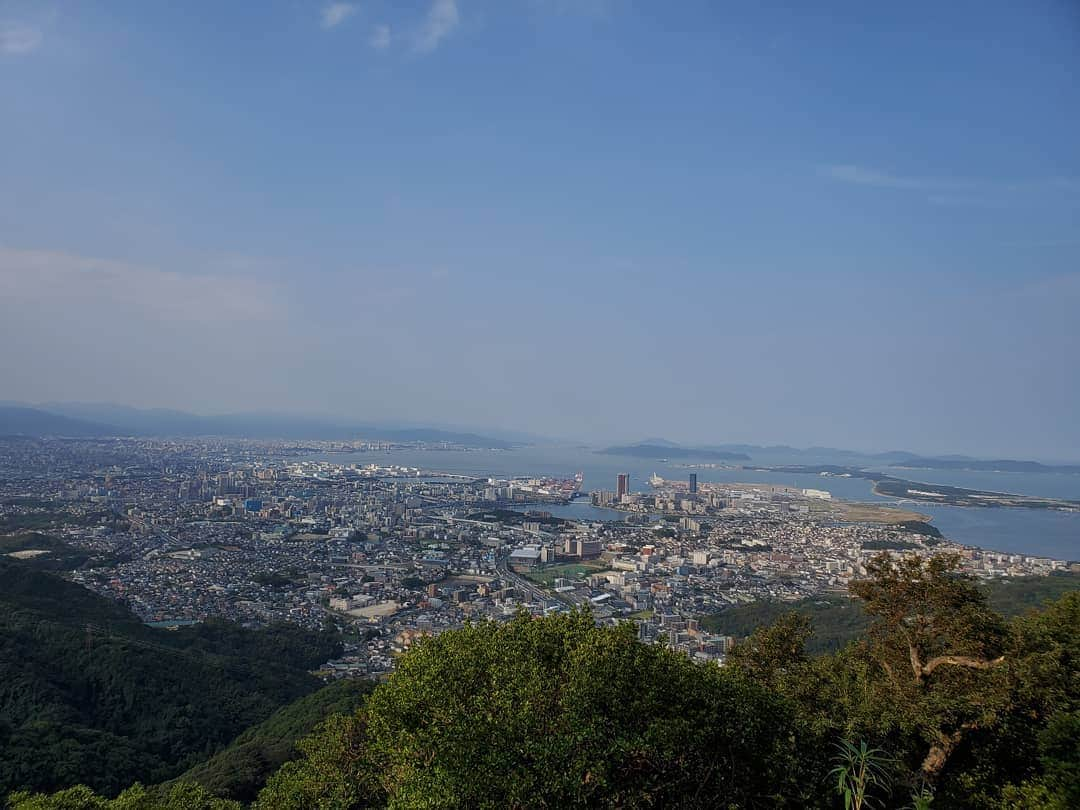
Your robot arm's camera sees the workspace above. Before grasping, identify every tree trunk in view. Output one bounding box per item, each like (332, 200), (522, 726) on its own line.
(920, 742), (952, 777)
(920, 724), (973, 779)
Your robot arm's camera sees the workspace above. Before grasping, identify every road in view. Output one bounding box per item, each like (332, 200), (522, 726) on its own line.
(494, 553), (572, 609)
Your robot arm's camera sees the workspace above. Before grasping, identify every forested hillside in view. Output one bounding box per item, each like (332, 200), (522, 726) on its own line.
(0, 559), (340, 798)
(247, 563), (1078, 809)
(700, 570), (1080, 654)
(5, 556), (1078, 808)
(173, 679), (375, 802)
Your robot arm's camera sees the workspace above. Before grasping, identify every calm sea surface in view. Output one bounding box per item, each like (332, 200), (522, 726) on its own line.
(302, 445), (1080, 561)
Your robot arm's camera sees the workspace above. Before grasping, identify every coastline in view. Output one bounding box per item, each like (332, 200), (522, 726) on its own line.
(871, 478), (1080, 512)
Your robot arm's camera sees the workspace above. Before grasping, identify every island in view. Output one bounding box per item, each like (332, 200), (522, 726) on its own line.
(872, 477), (1080, 510)
(597, 443), (750, 461)
(890, 457), (1080, 475)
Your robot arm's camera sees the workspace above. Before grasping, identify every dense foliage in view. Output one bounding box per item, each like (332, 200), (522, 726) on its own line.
(174, 680), (374, 802)
(0, 533), (94, 571)
(8, 783), (241, 810)
(5, 556), (1078, 808)
(700, 571), (1080, 654)
(701, 593), (871, 654)
(260, 557), (1076, 809)
(0, 559), (340, 798)
(724, 556), (1080, 808)
(258, 611), (804, 809)
(985, 572), (1080, 616)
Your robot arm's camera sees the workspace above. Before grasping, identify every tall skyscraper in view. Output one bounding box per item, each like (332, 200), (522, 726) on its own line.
(616, 473), (629, 498)
(689, 473), (698, 494)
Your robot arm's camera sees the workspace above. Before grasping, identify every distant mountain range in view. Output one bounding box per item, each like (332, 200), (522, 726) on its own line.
(606, 440), (923, 464)
(707, 444), (921, 463)
(0, 406), (118, 438)
(7, 405), (1075, 467)
(0, 403), (513, 448)
(890, 457), (1080, 475)
(598, 443), (751, 461)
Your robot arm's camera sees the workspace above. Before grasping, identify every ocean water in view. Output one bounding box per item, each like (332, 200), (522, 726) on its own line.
(303, 445), (1080, 561)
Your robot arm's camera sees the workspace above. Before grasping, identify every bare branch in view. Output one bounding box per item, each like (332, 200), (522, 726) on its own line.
(909, 644), (924, 682)
(896, 624), (924, 682)
(921, 655), (1005, 678)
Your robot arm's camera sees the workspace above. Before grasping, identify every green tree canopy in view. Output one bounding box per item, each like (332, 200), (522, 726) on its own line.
(7, 782), (241, 810)
(850, 554), (1011, 779)
(258, 610), (804, 809)
(9, 558), (1078, 809)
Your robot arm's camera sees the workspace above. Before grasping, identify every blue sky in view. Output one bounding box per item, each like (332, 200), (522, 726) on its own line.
(1, 1), (1078, 457)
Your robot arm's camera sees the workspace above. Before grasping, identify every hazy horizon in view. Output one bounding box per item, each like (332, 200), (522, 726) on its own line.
(2, 1), (1078, 458)
(8, 398), (1080, 464)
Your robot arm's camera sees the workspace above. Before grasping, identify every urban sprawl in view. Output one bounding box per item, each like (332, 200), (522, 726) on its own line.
(1, 436), (1071, 678)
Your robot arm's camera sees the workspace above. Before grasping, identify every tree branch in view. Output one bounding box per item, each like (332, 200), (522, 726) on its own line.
(881, 659), (897, 687)
(909, 644), (924, 683)
(921, 722), (979, 778)
(897, 624), (924, 682)
(921, 655), (1004, 678)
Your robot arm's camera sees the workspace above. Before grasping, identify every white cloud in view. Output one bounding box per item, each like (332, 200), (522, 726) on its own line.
(321, 2), (357, 30)
(818, 164), (932, 190)
(0, 246), (301, 409)
(370, 23), (392, 50)
(413, 0), (459, 53)
(0, 246), (281, 324)
(926, 194), (1005, 208)
(1015, 176), (1080, 195)
(820, 165), (1080, 208)
(0, 21), (42, 54)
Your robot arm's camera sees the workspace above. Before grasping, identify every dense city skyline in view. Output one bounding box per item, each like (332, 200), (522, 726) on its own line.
(2, 1), (1078, 457)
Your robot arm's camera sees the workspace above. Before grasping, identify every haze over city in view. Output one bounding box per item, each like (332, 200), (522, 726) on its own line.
(2, 5), (1080, 808)
(2, 1), (1078, 458)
